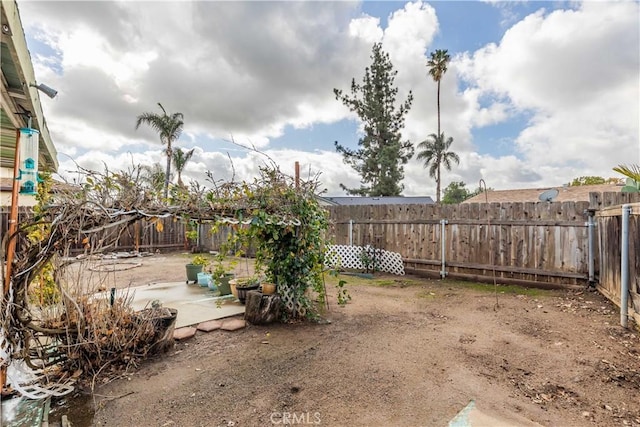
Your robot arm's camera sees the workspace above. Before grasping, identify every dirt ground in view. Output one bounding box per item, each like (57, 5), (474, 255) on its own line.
(64, 252), (639, 426)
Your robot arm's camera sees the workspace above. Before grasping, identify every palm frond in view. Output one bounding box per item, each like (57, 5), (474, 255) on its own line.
(613, 164), (640, 181)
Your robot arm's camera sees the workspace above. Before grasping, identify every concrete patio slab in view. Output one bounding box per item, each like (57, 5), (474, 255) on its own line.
(449, 400), (543, 427)
(123, 282), (245, 328)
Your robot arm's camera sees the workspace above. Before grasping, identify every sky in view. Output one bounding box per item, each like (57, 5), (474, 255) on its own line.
(18, 0), (640, 197)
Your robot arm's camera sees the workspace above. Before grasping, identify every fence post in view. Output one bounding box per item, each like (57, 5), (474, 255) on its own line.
(621, 204), (631, 328)
(587, 209), (596, 287)
(349, 220), (353, 246)
(440, 219), (448, 279)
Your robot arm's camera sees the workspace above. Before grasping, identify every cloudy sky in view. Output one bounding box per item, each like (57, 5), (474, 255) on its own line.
(19, 0), (640, 197)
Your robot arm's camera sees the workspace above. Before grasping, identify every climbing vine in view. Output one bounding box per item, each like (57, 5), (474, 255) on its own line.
(1, 161), (336, 395)
(246, 168), (329, 319)
(207, 167), (329, 319)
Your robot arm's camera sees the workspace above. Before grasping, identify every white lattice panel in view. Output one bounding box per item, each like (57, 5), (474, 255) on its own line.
(280, 286), (307, 318)
(325, 245), (405, 275)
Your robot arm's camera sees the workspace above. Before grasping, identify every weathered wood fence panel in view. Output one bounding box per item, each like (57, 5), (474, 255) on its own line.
(589, 192), (640, 210)
(326, 192), (640, 290)
(596, 202), (640, 324)
(327, 200), (593, 287)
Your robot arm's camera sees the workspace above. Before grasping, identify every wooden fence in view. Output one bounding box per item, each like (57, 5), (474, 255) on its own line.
(596, 202), (640, 324)
(326, 201), (595, 288)
(325, 191), (640, 293)
(3, 192), (639, 287)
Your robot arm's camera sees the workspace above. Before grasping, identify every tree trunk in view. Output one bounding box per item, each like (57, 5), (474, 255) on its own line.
(436, 80), (442, 204)
(244, 291), (281, 325)
(436, 80), (441, 137)
(164, 142), (172, 199)
(436, 164), (441, 204)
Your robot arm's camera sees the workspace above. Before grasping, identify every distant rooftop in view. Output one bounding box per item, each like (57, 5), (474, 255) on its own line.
(322, 196), (434, 206)
(463, 184), (624, 204)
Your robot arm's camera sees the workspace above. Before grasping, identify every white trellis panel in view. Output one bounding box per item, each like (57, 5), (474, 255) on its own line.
(325, 245), (405, 275)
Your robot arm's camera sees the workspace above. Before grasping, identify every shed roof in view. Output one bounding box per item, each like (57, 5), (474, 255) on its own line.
(463, 184), (624, 203)
(325, 196), (434, 205)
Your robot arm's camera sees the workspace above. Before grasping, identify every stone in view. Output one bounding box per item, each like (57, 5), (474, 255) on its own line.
(197, 320), (223, 332)
(220, 318), (246, 331)
(173, 327), (197, 340)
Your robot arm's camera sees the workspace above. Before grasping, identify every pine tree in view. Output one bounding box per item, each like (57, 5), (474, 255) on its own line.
(334, 43), (414, 196)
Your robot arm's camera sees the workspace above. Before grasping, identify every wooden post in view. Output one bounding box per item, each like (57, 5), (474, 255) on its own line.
(294, 161), (300, 189)
(134, 221), (140, 252)
(2, 129), (22, 393)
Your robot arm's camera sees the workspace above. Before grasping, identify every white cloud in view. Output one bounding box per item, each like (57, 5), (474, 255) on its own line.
(349, 15), (383, 44)
(457, 1), (640, 184)
(383, 1), (439, 65)
(22, 0), (640, 200)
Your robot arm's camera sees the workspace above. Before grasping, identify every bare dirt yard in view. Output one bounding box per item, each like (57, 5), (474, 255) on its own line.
(62, 252), (639, 427)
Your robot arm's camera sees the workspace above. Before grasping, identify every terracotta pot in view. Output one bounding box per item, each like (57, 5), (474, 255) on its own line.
(261, 282), (277, 295)
(230, 280), (239, 299)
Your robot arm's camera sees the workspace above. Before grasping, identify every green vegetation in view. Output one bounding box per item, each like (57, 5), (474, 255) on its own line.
(417, 132), (460, 204)
(570, 176), (606, 186)
(172, 147), (195, 187)
(426, 48), (450, 138)
(324, 273), (547, 297)
(613, 164), (640, 193)
(191, 254), (209, 267)
(442, 181), (495, 204)
(135, 103), (184, 199)
(26, 172), (60, 306)
(336, 279), (351, 306)
(441, 280), (547, 296)
(333, 42), (414, 196)
(206, 167), (333, 319)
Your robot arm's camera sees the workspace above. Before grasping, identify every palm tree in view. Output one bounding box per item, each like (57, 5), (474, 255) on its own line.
(135, 103), (184, 199)
(416, 132), (460, 204)
(427, 49), (451, 137)
(141, 162), (167, 197)
(172, 147), (195, 186)
(613, 164), (640, 192)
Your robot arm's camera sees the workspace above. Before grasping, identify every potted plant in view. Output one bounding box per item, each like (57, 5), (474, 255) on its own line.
(229, 276), (260, 304)
(212, 262), (234, 296)
(186, 254), (208, 284)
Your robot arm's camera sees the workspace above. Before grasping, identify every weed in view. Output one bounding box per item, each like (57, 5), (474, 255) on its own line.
(336, 280), (351, 306)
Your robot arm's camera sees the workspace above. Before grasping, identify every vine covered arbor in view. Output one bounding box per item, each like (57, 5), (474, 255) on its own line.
(1, 165), (330, 396)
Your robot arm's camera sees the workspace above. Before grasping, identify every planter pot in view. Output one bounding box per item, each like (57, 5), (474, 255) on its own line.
(197, 272), (212, 287)
(141, 307), (178, 354)
(230, 281), (239, 299)
(215, 273), (234, 296)
(229, 278), (259, 304)
(236, 284), (259, 304)
(185, 264), (203, 284)
(261, 282), (277, 295)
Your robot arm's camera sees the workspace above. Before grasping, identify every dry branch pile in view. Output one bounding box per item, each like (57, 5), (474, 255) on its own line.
(1, 163), (325, 394)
